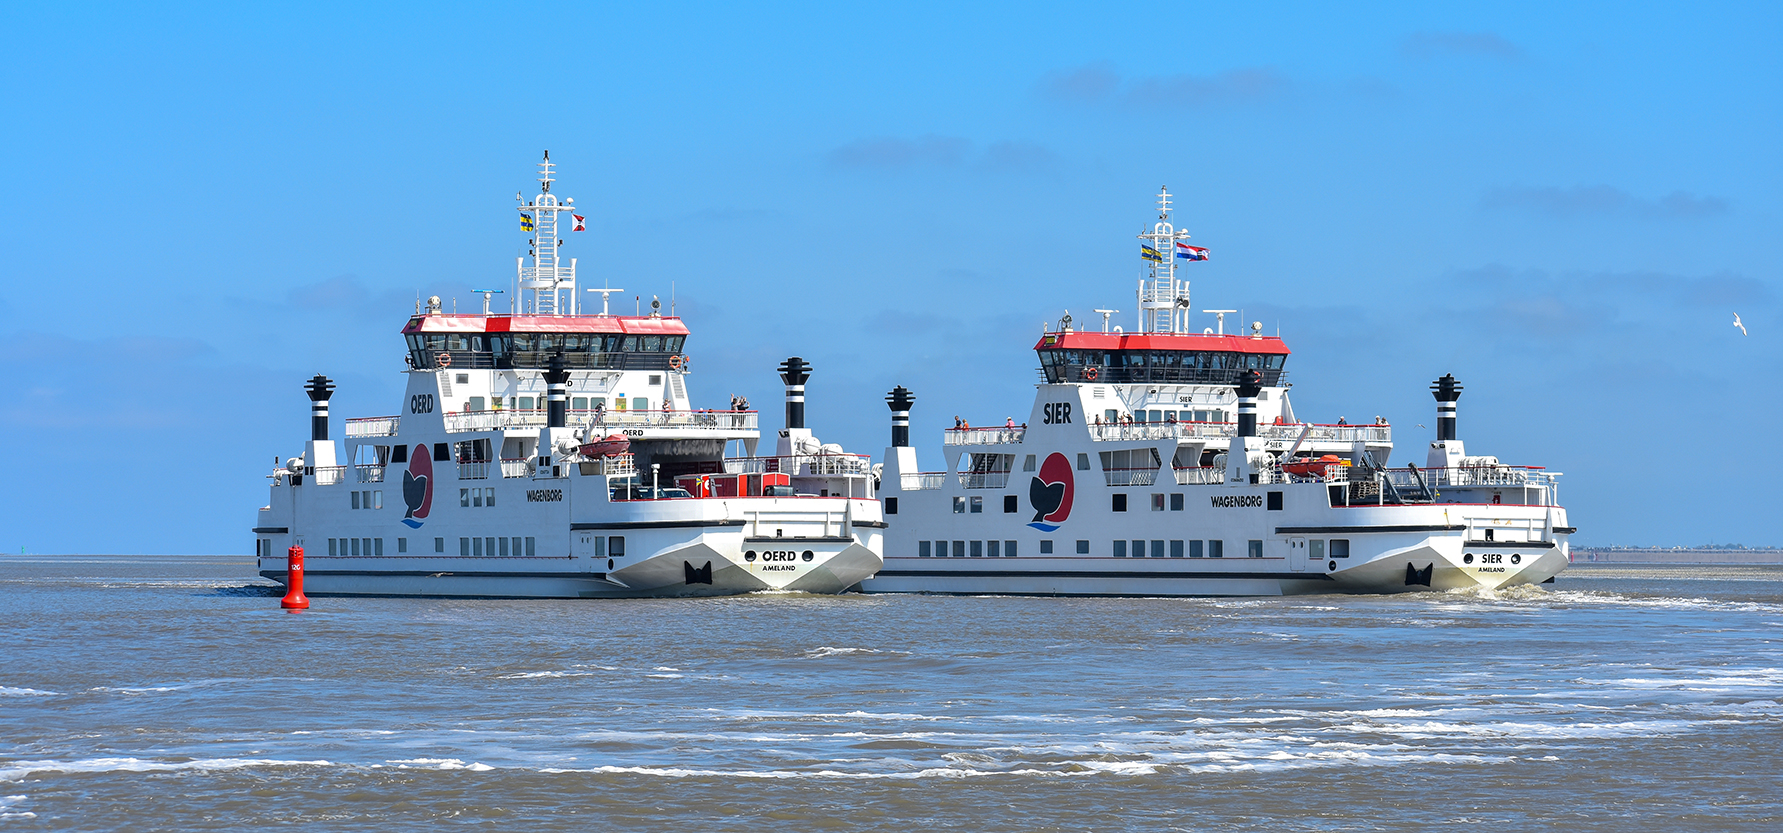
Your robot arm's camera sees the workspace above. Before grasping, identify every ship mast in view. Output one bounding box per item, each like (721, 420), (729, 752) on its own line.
(1135, 186), (1193, 333)
(517, 151), (579, 315)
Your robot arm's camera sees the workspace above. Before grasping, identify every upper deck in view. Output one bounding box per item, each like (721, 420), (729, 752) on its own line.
(1035, 331), (1290, 386)
(402, 313), (690, 371)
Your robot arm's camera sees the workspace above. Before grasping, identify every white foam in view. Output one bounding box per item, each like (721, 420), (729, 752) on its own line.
(0, 687), (59, 697)
(805, 646), (877, 658)
(387, 758), (493, 771)
(0, 757), (334, 783)
(497, 670), (600, 679)
(0, 793), (32, 820)
(645, 673), (684, 679)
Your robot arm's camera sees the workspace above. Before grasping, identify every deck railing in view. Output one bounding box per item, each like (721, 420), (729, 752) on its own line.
(355, 464), (385, 483)
(345, 416), (401, 438)
(1104, 466), (1160, 487)
(311, 466), (346, 486)
(960, 471), (1011, 489)
(1173, 466), (1226, 485)
(721, 453), (874, 477)
(1089, 421), (1392, 444)
(443, 408), (757, 434)
(902, 472), (948, 490)
(500, 459), (532, 479)
(944, 427), (1027, 445)
(457, 461), (490, 480)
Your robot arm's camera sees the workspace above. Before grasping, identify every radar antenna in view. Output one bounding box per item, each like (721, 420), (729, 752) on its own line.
(1135, 186), (1195, 334)
(516, 150), (580, 315)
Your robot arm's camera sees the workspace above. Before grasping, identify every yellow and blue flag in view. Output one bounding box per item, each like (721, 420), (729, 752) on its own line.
(1140, 244), (1162, 263)
(519, 213), (536, 232)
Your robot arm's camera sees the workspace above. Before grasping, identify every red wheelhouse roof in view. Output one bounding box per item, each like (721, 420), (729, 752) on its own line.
(402, 314), (691, 336)
(1034, 331), (1290, 355)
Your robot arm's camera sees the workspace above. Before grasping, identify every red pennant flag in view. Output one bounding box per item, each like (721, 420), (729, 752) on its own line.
(571, 214), (586, 232)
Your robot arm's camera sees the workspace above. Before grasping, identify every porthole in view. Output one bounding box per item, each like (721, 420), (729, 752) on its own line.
(744, 551), (757, 562)
(802, 550), (815, 562)
(1463, 553), (1474, 565)
(1510, 553), (1521, 565)
(1328, 560), (1337, 571)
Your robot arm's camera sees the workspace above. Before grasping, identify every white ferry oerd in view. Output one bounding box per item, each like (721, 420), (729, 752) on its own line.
(252, 154), (883, 597)
(864, 189), (1574, 596)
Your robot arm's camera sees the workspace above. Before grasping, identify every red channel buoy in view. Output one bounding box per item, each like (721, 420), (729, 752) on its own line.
(281, 545), (310, 610)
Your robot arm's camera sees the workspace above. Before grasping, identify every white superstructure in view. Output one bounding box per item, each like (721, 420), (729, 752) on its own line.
(252, 154), (884, 597)
(863, 189), (1572, 596)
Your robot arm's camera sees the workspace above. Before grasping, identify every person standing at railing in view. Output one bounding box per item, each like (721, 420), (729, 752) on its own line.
(661, 398), (672, 425)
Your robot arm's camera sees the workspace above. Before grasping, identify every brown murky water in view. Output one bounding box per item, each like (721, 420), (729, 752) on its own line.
(2, 557), (1779, 830)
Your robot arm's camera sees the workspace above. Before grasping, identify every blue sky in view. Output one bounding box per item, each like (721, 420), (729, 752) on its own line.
(2, 2), (1777, 553)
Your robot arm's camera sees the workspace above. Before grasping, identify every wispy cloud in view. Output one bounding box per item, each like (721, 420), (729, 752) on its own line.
(1482, 185), (1729, 220)
(826, 136), (1054, 172)
(1400, 31), (1522, 60)
(1041, 62), (1288, 107)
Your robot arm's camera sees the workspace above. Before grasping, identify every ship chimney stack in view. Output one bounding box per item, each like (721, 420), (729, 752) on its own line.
(304, 375), (335, 441)
(886, 385), (915, 448)
(1235, 370), (1262, 438)
(1431, 373), (1462, 441)
(542, 353), (571, 429)
(778, 357), (811, 430)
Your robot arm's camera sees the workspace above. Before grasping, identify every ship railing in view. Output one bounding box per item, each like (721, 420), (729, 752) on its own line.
(1104, 466), (1160, 487)
(943, 427), (1027, 445)
(574, 409), (757, 431)
(1173, 466), (1225, 486)
(1088, 421), (1392, 444)
(721, 453), (874, 477)
(960, 471), (1011, 489)
(345, 416), (401, 438)
(1257, 423), (1392, 444)
(355, 464), (385, 483)
(311, 466), (347, 486)
(500, 458), (532, 479)
(457, 460), (491, 480)
(577, 453), (637, 477)
(902, 472), (948, 490)
(444, 408), (758, 434)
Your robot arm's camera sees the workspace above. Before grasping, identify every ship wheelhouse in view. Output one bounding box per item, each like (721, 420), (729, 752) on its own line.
(1035, 332), (1289, 387)
(403, 315), (689, 371)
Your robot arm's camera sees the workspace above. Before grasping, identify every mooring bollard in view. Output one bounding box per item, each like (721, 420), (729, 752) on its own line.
(281, 545), (310, 610)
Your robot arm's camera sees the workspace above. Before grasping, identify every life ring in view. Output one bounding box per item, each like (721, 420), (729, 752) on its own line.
(669, 354), (685, 371)
(1083, 366), (1099, 381)
(436, 352), (452, 368)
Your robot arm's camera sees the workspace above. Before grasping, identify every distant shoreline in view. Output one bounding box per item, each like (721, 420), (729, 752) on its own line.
(1572, 548), (1783, 565)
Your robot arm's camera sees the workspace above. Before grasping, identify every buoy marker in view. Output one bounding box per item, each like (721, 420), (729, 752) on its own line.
(281, 545), (310, 611)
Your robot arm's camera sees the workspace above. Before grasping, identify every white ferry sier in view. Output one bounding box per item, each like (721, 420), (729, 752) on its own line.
(863, 189), (1574, 596)
(252, 153), (883, 597)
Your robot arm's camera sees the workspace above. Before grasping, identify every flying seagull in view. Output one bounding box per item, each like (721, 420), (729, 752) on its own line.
(1734, 313), (1747, 336)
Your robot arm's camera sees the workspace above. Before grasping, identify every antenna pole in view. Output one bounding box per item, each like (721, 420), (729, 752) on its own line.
(1135, 186), (1194, 333)
(516, 151), (578, 315)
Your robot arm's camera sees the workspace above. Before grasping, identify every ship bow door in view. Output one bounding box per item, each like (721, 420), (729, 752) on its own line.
(1288, 537), (1308, 572)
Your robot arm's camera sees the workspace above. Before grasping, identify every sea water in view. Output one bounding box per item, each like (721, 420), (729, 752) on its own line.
(1, 556), (1779, 831)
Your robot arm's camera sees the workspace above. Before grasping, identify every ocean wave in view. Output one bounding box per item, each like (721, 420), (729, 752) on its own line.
(386, 758), (494, 771)
(0, 757), (334, 783)
(0, 686), (60, 697)
(1333, 719), (1698, 739)
(0, 794), (32, 820)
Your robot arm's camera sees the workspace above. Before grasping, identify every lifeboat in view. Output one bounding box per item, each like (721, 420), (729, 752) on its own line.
(1282, 454), (1346, 478)
(578, 433), (631, 458)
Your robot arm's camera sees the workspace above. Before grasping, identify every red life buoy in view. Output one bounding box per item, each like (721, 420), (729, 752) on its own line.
(669, 354), (685, 371)
(436, 352), (452, 368)
(1083, 366), (1099, 381)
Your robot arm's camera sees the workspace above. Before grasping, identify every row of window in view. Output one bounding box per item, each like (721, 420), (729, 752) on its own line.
(351, 490), (382, 510)
(914, 538), (1352, 559)
(942, 492), (1203, 515)
(461, 488), (498, 507)
(459, 536), (538, 556)
(1039, 349), (1286, 371)
(461, 392), (659, 413)
(920, 540), (1020, 557)
(409, 333), (687, 355)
